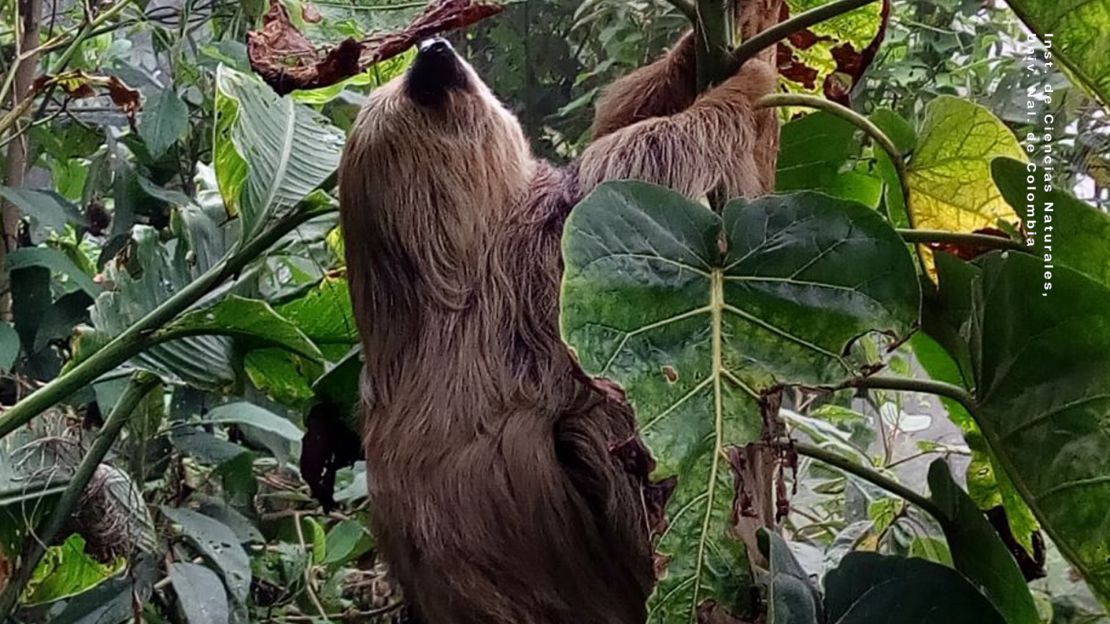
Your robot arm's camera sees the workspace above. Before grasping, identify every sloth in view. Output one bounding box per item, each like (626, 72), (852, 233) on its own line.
(338, 33), (775, 624)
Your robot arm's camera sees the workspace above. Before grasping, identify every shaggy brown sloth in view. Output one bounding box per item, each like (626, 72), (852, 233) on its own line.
(338, 32), (776, 624)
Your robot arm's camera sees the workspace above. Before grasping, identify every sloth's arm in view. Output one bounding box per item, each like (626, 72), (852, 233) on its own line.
(589, 32), (698, 140)
(578, 57), (777, 199)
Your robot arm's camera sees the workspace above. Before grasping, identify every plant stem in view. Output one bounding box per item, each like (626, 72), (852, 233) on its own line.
(793, 441), (945, 522)
(896, 229), (1026, 252)
(693, 0), (738, 91)
(843, 375), (977, 414)
(0, 372), (160, 618)
(758, 93), (911, 226)
(732, 0), (879, 67)
(0, 204), (332, 440)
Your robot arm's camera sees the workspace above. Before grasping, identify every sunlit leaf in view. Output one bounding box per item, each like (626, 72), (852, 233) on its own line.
(1003, 0), (1110, 106)
(907, 97), (1024, 233)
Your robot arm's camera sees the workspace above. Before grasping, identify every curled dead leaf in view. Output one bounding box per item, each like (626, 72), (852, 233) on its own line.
(247, 0), (505, 95)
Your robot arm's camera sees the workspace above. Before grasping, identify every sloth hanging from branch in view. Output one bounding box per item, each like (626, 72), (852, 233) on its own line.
(247, 0), (884, 621)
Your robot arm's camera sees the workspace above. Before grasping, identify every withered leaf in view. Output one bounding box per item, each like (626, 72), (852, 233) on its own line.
(248, 0), (504, 95)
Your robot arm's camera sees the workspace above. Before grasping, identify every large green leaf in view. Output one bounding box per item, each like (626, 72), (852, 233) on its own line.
(561, 182), (919, 620)
(993, 157), (1110, 289)
(824, 553), (1007, 623)
(928, 460), (1039, 624)
(214, 66), (345, 243)
(22, 534), (124, 605)
(161, 507), (251, 605)
(139, 88), (189, 158)
(907, 96), (1024, 234)
(969, 252), (1110, 608)
(1003, 0), (1110, 106)
(6, 247), (99, 297)
(161, 295), (323, 361)
(169, 562), (231, 624)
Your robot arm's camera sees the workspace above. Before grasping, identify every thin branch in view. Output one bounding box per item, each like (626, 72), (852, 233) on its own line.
(793, 441), (945, 522)
(758, 93), (910, 225)
(0, 372), (160, 618)
(733, 0), (880, 67)
(842, 375), (977, 414)
(897, 229), (1026, 252)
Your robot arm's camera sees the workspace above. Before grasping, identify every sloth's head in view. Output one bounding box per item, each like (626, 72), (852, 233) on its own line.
(339, 37), (535, 304)
(342, 38), (533, 212)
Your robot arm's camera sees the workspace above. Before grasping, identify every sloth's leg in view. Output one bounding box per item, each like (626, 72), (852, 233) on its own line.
(589, 32), (697, 140)
(579, 57), (777, 199)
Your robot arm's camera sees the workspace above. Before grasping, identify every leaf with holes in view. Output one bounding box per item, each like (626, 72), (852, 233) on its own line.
(161, 507), (251, 606)
(561, 182), (919, 621)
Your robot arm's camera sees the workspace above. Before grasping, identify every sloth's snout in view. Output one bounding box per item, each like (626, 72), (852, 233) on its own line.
(407, 37), (467, 107)
(418, 38), (453, 57)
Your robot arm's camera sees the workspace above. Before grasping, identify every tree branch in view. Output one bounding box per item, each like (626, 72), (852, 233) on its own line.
(732, 0), (880, 67)
(897, 229), (1026, 252)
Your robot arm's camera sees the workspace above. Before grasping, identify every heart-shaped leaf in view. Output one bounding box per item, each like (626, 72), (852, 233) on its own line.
(561, 182), (919, 620)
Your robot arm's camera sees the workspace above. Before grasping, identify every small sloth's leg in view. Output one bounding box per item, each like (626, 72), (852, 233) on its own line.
(590, 32), (698, 140)
(579, 57), (778, 199)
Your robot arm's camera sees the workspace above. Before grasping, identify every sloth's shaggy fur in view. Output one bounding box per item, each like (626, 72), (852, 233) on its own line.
(338, 33), (775, 624)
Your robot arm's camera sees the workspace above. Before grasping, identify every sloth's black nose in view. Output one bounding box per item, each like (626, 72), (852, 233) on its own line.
(418, 38), (452, 57)
(407, 37), (466, 107)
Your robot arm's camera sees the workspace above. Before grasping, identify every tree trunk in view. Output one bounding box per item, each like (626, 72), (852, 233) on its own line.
(1, 0), (43, 319)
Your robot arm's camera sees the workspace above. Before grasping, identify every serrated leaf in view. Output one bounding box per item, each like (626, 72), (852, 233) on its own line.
(1003, 0), (1110, 106)
(928, 460), (1039, 624)
(22, 534), (125, 605)
(170, 562), (231, 624)
(907, 96), (1025, 233)
(561, 182), (919, 620)
(824, 552), (1006, 623)
(140, 88), (189, 158)
(214, 65), (345, 242)
(969, 252), (1110, 609)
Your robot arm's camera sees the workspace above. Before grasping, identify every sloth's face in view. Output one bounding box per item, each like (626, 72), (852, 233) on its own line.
(404, 38), (472, 107)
